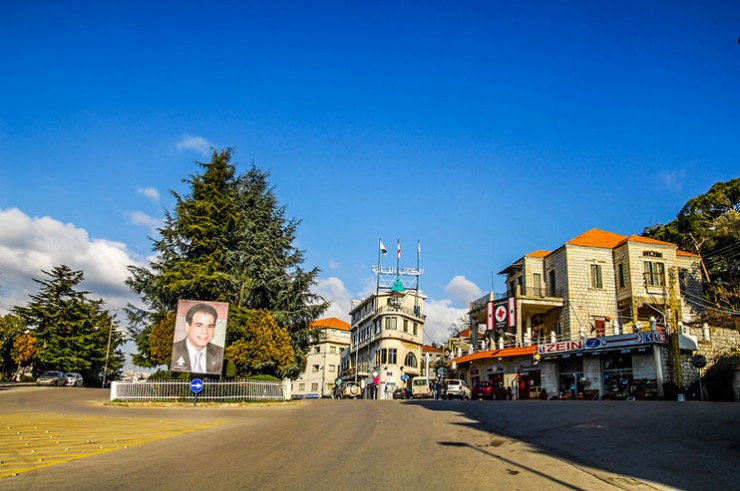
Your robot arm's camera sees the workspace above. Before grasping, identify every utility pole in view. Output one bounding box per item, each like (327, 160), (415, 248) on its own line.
(102, 308), (118, 388)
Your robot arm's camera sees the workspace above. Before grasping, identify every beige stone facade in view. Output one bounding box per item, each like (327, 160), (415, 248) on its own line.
(457, 228), (734, 400)
(292, 317), (350, 398)
(346, 290), (426, 399)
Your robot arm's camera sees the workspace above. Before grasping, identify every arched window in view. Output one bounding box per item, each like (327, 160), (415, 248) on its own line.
(404, 352), (417, 368)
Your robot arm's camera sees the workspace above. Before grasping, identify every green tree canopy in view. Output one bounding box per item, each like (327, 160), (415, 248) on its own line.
(224, 308), (295, 378)
(646, 177), (740, 313)
(12, 265), (125, 384)
(0, 314), (26, 378)
(127, 149), (328, 377)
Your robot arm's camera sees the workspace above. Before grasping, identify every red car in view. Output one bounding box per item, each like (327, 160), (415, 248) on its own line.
(472, 381), (506, 400)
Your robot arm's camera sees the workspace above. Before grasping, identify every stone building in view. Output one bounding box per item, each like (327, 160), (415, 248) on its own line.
(345, 289), (426, 400)
(292, 317), (350, 398)
(455, 228), (708, 400)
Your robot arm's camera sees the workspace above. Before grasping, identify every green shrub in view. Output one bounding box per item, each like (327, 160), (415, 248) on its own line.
(703, 349), (740, 401)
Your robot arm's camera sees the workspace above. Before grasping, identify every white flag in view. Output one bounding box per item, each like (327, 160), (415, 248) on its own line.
(379, 240), (387, 255)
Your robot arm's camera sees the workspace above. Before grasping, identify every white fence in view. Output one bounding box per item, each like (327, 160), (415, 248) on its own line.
(110, 379), (291, 402)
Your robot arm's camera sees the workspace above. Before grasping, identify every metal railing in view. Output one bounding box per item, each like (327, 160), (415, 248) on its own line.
(110, 380), (288, 402)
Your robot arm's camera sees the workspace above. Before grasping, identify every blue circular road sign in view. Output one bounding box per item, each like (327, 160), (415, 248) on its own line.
(190, 378), (204, 393)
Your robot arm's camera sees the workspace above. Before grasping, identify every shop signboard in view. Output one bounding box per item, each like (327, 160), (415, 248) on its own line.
(537, 340), (583, 355)
(584, 332), (667, 351)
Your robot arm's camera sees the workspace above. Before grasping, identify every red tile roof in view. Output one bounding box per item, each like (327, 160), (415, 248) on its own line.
(677, 250), (701, 257)
(310, 317), (350, 331)
(525, 250), (551, 258)
(566, 228), (627, 249)
(618, 234), (675, 247)
(422, 344), (442, 353)
(451, 346), (537, 364)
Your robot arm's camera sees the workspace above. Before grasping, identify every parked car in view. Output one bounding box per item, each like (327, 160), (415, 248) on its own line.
(340, 381), (362, 399)
(392, 387), (411, 399)
(443, 379), (471, 400)
(36, 371), (67, 386)
(411, 376), (432, 399)
(65, 372), (84, 387)
(472, 380), (506, 400)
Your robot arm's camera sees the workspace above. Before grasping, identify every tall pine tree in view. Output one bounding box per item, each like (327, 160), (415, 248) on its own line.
(127, 149), (328, 377)
(13, 265), (125, 384)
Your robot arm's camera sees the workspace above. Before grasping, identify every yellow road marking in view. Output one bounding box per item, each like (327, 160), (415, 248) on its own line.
(0, 413), (226, 478)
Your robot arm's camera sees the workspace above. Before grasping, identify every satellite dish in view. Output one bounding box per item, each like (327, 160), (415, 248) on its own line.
(691, 354), (707, 368)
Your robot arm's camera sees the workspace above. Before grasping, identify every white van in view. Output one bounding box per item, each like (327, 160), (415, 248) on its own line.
(411, 377), (432, 398)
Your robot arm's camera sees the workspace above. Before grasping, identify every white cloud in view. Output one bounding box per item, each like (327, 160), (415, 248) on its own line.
(312, 276), (352, 322)
(312, 275), (471, 347)
(136, 187), (160, 202)
(422, 298), (468, 346)
(0, 208), (144, 315)
(126, 211), (162, 235)
(327, 260), (340, 270)
(444, 275), (483, 307)
(175, 134), (213, 157)
(658, 169), (687, 193)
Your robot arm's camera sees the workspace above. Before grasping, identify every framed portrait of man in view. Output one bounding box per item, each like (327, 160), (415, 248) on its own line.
(171, 300), (228, 375)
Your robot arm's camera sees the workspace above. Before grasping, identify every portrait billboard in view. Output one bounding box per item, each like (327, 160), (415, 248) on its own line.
(171, 299), (229, 375)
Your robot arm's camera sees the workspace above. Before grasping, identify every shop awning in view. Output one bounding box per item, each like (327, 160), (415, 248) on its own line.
(451, 346), (537, 365)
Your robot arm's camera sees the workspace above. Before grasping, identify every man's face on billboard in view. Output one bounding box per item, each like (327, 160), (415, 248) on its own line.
(186, 311), (216, 350)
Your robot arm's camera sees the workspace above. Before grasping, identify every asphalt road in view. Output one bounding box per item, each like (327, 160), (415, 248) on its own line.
(1, 387), (738, 490)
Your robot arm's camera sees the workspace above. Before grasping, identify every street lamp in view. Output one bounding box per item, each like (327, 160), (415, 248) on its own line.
(102, 308), (118, 388)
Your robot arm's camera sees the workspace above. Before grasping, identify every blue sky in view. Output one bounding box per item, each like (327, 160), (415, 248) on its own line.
(1, 1), (738, 350)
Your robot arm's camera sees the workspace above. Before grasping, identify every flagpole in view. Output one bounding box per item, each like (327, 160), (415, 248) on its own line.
(377, 237), (382, 295)
(396, 239), (400, 281)
(415, 240), (421, 308)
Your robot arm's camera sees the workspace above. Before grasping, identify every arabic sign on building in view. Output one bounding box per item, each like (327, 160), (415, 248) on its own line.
(538, 331), (668, 355)
(584, 332), (667, 350)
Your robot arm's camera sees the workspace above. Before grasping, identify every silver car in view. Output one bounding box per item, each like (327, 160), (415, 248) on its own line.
(65, 372), (84, 387)
(36, 371), (67, 386)
(443, 379), (471, 400)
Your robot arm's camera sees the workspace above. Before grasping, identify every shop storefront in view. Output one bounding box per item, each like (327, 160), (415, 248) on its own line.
(538, 332), (667, 400)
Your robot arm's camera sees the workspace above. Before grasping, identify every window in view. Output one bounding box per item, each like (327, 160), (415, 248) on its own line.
(299, 383), (305, 391)
(644, 261), (665, 287)
(548, 270), (557, 296)
(388, 348), (397, 365)
(330, 345), (337, 354)
(376, 349), (387, 365)
(590, 264), (603, 289)
(312, 364), (320, 372)
(329, 365), (335, 372)
(384, 317), (397, 330)
(618, 263), (625, 288)
(533, 273), (542, 294)
(403, 319), (409, 333)
(404, 352), (417, 368)
(413, 323), (418, 336)
(314, 346), (321, 354)
(311, 383), (318, 391)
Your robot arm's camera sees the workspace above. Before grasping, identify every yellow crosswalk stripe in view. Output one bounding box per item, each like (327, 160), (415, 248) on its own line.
(0, 413), (226, 478)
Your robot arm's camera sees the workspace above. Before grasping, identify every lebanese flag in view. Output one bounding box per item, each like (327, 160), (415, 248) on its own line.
(397, 239), (401, 259)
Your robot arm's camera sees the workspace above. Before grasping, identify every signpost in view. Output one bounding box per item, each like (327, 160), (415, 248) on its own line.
(190, 378), (204, 407)
(691, 355), (707, 401)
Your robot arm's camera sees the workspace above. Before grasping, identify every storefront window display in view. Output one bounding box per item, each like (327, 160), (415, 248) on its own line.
(557, 356), (584, 399)
(602, 351), (633, 399)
